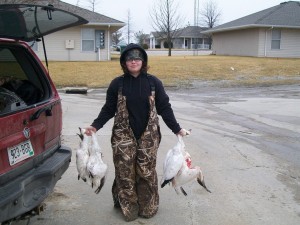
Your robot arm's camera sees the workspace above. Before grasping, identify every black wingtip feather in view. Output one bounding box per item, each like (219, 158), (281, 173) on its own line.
(161, 178), (173, 188)
(77, 127), (84, 140)
(95, 177), (106, 194)
(197, 177), (212, 193)
(180, 187), (188, 196)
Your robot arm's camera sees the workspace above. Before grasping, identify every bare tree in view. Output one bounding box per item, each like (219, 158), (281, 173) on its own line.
(199, 0), (221, 49)
(111, 30), (123, 46)
(86, 0), (100, 12)
(149, 0), (185, 56)
(75, 0), (81, 7)
(134, 30), (148, 47)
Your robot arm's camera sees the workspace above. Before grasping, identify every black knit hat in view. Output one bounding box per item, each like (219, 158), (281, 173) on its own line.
(120, 43), (148, 65)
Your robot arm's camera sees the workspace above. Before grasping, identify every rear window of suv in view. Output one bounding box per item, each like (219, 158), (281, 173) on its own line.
(0, 43), (50, 116)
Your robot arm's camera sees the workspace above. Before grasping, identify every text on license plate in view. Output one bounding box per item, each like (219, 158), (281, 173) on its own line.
(7, 140), (35, 166)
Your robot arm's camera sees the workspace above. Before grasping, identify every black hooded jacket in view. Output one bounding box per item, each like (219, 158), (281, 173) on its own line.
(91, 44), (181, 139)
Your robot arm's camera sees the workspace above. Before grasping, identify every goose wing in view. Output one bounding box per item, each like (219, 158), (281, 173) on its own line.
(87, 132), (108, 194)
(161, 142), (185, 188)
(76, 147), (90, 182)
(76, 127), (92, 185)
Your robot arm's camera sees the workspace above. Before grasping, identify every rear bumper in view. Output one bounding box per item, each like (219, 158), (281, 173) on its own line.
(0, 145), (71, 223)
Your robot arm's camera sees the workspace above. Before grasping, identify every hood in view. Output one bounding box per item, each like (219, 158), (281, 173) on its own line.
(0, 3), (88, 41)
(120, 43), (148, 65)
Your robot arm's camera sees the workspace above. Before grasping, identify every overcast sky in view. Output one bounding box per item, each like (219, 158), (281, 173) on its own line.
(62, 0), (285, 33)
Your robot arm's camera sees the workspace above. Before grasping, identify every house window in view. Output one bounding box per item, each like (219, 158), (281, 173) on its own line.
(82, 28), (95, 51)
(82, 28), (106, 51)
(271, 29), (281, 50)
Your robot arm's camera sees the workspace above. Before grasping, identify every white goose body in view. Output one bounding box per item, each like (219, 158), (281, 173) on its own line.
(173, 164), (199, 188)
(86, 132), (108, 194)
(76, 128), (92, 185)
(172, 164), (211, 195)
(161, 130), (211, 195)
(161, 135), (185, 188)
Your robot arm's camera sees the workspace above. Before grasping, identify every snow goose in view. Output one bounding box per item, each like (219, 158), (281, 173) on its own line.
(161, 129), (211, 195)
(76, 127), (92, 185)
(173, 132), (211, 195)
(86, 132), (108, 194)
(161, 134), (187, 188)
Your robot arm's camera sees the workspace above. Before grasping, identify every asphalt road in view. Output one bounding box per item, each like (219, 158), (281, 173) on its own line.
(112, 49), (213, 56)
(14, 84), (300, 225)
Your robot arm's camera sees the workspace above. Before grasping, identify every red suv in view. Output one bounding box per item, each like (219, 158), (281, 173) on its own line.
(0, 3), (87, 223)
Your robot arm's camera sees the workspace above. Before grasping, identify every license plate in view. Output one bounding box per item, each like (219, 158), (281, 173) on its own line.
(7, 140), (35, 166)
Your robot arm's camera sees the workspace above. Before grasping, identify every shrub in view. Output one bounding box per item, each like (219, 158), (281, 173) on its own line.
(163, 41), (173, 48)
(142, 44), (149, 49)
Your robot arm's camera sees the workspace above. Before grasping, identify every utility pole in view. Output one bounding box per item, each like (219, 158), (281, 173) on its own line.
(194, 0), (200, 55)
(194, 0), (199, 26)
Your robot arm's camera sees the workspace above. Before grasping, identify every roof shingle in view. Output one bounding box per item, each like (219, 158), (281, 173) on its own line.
(204, 1), (300, 33)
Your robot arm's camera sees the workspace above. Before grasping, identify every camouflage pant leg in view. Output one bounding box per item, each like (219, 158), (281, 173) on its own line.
(111, 131), (139, 221)
(136, 127), (160, 218)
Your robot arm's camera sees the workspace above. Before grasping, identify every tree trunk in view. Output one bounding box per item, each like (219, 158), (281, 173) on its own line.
(168, 47), (172, 56)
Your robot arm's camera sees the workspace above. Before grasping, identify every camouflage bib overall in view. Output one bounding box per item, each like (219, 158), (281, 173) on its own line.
(111, 76), (161, 221)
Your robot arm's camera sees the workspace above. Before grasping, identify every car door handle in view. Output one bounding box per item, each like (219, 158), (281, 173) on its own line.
(30, 105), (52, 121)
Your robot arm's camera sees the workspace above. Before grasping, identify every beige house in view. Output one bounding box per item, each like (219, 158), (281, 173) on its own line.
(203, 1), (300, 58)
(2, 0), (125, 61)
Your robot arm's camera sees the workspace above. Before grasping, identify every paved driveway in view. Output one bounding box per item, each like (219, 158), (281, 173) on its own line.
(15, 84), (300, 225)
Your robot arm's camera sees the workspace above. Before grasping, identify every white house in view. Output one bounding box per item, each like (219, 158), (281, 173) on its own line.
(203, 1), (300, 58)
(2, 0), (125, 61)
(149, 26), (210, 50)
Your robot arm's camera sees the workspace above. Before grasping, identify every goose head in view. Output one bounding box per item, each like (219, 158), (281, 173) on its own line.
(194, 166), (211, 193)
(77, 127), (86, 141)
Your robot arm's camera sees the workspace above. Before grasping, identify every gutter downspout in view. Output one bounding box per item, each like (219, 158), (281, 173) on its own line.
(107, 24), (110, 60)
(265, 26), (273, 57)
